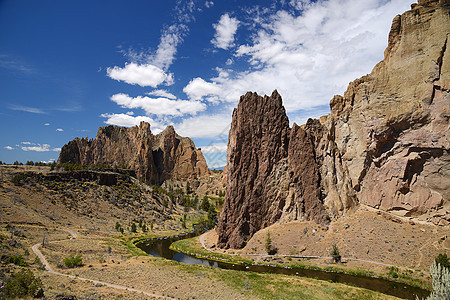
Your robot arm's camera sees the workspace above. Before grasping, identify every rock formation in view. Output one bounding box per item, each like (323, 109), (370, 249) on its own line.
(330, 0), (449, 219)
(218, 0), (449, 248)
(58, 122), (210, 184)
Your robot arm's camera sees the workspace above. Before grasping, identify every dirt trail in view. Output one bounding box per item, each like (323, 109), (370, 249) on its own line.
(31, 228), (176, 300)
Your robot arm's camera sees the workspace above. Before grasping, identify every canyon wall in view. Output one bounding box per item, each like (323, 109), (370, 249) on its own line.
(217, 0), (449, 248)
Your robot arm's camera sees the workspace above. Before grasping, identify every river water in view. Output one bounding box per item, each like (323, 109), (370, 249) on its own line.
(136, 232), (430, 300)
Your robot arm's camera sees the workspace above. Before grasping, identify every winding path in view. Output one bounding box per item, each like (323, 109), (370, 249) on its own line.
(31, 228), (176, 300)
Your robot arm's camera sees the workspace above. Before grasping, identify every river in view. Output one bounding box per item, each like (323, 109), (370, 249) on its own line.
(136, 231), (430, 300)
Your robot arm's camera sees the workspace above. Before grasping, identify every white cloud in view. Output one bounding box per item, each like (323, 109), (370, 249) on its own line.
(211, 14), (240, 50)
(21, 144), (60, 152)
(152, 24), (186, 70)
(289, 0), (313, 10)
(107, 63), (173, 87)
(100, 113), (163, 133)
(185, 0), (410, 113)
(183, 77), (221, 102)
(44, 123), (50, 126)
(9, 105), (45, 114)
(21, 142), (31, 145)
(110, 93), (206, 116)
(4, 146), (14, 150)
(40, 159), (55, 164)
(120, 3), (195, 71)
(207, 158), (227, 169)
(56, 128), (64, 132)
(175, 113), (231, 138)
(200, 142), (227, 154)
(205, 1), (214, 8)
(147, 89), (177, 99)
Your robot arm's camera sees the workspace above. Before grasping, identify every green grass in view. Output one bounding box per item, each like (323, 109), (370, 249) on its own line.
(168, 259), (400, 300)
(170, 236), (253, 265)
(170, 236), (431, 291)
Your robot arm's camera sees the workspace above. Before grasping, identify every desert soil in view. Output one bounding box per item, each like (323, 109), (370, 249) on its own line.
(0, 165), (442, 299)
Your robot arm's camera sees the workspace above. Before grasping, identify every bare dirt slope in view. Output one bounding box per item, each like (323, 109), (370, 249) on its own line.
(0, 165), (399, 299)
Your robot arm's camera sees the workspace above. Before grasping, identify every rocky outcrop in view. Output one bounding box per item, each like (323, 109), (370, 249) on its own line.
(217, 91), (352, 248)
(330, 0), (449, 217)
(217, 91), (291, 248)
(58, 122), (210, 184)
(218, 1), (449, 248)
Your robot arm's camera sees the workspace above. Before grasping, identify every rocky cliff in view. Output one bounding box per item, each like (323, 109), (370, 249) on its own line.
(217, 0), (449, 248)
(58, 122), (210, 184)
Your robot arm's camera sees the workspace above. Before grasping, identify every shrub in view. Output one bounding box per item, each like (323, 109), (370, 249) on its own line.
(330, 244), (341, 263)
(115, 221), (121, 231)
(130, 223), (137, 233)
(200, 196), (210, 211)
(207, 205), (217, 227)
(9, 254), (27, 266)
(265, 231), (272, 254)
(64, 254), (83, 268)
(425, 261), (450, 300)
(435, 253), (450, 269)
(388, 266), (399, 278)
(2, 269), (44, 298)
(12, 172), (28, 186)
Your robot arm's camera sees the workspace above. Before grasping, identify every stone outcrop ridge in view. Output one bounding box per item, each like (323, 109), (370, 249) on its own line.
(218, 1), (449, 248)
(58, 122), (210, 184)
(217, 92), (355, 249)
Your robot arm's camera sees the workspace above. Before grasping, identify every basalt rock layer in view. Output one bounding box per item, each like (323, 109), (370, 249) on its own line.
(218, 1), (449, 248)
(58, 122), (210, 184)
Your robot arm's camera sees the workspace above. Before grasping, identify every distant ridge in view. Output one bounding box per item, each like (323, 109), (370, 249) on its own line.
(58, 122), (211, 185)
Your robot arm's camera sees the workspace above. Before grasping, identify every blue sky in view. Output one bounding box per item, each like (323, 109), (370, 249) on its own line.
(0, 0), (411, 167)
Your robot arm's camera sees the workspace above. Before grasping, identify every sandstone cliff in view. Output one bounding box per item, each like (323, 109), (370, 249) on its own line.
(218, 0), (449, 248)
(58, 122), (210, 184)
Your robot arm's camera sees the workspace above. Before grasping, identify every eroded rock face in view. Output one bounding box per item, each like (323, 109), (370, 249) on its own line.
(58, 122), (210, 184)
(331, 2), (450, 217)
(217, 92), (344, 249)
(218, 2), (449, 248)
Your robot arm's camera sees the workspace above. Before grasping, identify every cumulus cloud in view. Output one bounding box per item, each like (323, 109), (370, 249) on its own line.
(21, 143), (60, 152)
(100, 113), (163, 131)
(183, 77), (221, 102)
(186, 0), (410, 113)
(44, 123), (50, 126)
(147, 89), (177, 99)
(175, 113), (231, 138)
(110, 93), (206, 117)
(200, 142), (227, 154)
(107, 63), (173, 87)
(205, 1), (214, 8)
(211, 13), (240, 50)
(56, 128), (63, 132)
(4, 146), (14, 150)
(40, 159), (55, 164)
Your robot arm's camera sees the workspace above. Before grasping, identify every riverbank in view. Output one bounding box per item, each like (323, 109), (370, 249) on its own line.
(171, 232), (431, 293)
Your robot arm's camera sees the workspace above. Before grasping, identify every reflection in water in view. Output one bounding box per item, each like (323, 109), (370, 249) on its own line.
(136, 233), (430, 300)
